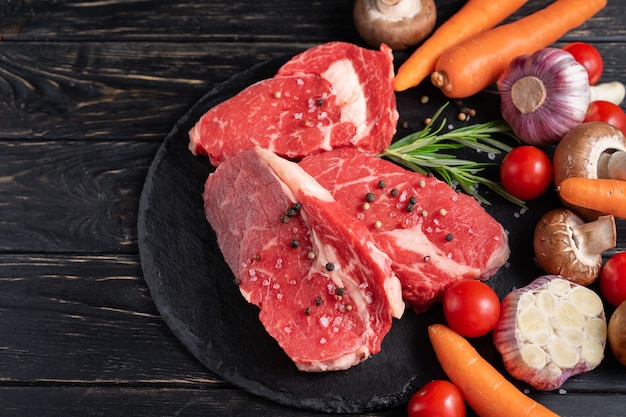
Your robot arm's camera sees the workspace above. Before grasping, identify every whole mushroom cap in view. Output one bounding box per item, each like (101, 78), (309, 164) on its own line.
(533, 208), (616, 286)
(553, 122), (626, 220)
(353, 0), (436, 51)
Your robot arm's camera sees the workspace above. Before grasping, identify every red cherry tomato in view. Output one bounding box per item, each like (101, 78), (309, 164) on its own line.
(600, 252), (626, 307)
(562, 42), (603, 85)
(407, 380), (466, 417)
(443, 280), (501, 338)
(584, 100), (626, 136)
(500, 146), (553, 201)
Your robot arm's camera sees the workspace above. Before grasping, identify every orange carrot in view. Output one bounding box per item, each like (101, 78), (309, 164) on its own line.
(428, 324), (560, 417)
(394, 0), (528, 92)
(431, 0), (607, 98)
(558, 177), (626, 219)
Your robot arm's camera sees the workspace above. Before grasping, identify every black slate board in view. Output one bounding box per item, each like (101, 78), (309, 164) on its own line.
(137, 53), (566, 413)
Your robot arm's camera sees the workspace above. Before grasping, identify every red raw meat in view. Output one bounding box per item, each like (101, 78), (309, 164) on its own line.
(203, 147), (404, 371)
(299, 148), (510, 313)
(189, 42), (397, 166)
(277, 42), (398, 156)
(189, 74), (356, 166)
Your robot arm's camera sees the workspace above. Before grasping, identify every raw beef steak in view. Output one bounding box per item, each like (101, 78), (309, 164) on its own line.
(299, 148), (510, 313)
(277, 42), (398, 155)
(189, 74), (357, 166)
(189, 42), (398, 166)
(203, 147), (404, 372)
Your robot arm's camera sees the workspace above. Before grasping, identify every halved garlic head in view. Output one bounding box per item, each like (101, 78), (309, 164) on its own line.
(494, 275), (606, 391)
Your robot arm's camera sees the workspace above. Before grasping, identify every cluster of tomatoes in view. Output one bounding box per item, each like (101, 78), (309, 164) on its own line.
(407, 42), (626, 417)
(562, 42), (626, 135)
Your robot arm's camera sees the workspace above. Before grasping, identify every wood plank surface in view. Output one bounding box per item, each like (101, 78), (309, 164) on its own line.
(1, 0), (624, 42)
(0, 42), (310, 140)
(1, 40), (625, 141)
(0, 141), (158, 253)
(1, 385), (624, 417)
(0, 254), (216, 382)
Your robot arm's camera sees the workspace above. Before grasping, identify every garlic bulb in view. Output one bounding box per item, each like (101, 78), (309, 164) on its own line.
(493, 275), (607, 391)
(497, 48), (591, 145)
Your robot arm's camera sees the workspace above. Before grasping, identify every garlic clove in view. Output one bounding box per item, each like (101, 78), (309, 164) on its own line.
(493, 275), (607, 391)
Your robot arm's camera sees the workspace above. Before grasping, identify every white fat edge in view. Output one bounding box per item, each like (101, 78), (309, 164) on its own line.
(321, 60), (367, 140)
(254, 147), (334, 203)
(365, 240), (404, 319)
(305, 231), (372, 323)
(296, 345), (371, 372)
(315, 124), (336, 152)
(383, 228), (480, 278)
(482, 229), (511, 277)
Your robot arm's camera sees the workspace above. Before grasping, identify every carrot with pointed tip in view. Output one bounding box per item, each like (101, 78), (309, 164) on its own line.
(431, 0), (607, 98)
(558, 177), (626, 219)
(428, 324), (560, 417)
(394, 0), (528, 92)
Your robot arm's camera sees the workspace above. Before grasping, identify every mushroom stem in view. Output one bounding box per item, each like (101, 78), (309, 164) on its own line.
(376, 0), (421, 19)
(572, 214), (617, 257)
(598, 150), (626, 180)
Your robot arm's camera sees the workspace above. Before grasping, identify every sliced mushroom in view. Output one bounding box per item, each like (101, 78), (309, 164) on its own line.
(533, 208), (616, 286)
(353, 0), (436, 51)
(553, 121), (626, 219)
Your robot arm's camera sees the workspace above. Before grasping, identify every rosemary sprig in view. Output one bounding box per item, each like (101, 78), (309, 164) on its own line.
(380, 103), (527, 208)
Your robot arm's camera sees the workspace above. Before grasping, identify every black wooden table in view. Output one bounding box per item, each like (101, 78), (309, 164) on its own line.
(1, 1), (625, 416)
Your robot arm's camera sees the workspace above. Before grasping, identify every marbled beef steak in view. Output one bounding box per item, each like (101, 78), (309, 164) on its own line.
(189, 42), (398, 166)
(299, 148), (511, 313)
(203, 147), (404, 372)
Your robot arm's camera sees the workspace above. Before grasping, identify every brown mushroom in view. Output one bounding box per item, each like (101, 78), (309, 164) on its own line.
(353, 0), (436, 51)
(553, 121), (626, 220)
(533, 208), (616, 286)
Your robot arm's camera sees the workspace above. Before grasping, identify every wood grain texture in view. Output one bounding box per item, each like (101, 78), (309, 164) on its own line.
(0, 40), (624, 141)
(1, 0), (624, 42)
(1, 385), (624, 417)
(0, 42), (309, 140)
(0, 254), (217, 383)
(0, 141), (159, 253)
